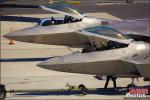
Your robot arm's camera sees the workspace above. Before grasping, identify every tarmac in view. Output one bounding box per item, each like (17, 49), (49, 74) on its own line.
(0, 3), (150, 100)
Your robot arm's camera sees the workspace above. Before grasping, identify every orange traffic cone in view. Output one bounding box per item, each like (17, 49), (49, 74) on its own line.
(8, 28), (15, 45)
(8, 39), (15, 45)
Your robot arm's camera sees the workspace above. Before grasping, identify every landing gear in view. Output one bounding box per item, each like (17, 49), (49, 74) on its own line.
(78, 84), (88, 95)
(104, 76), (117, 89)
(127, 78), (136, 88)
(0, 84), (6, 100)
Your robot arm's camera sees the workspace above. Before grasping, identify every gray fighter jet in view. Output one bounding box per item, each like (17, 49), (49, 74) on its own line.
(4, 2), (150, 87)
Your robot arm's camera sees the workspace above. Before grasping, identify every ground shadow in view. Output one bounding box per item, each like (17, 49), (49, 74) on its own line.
(15, 85), (150, 96)
(0, 57), (54, 62)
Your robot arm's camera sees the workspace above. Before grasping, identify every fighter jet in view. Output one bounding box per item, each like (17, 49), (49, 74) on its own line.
(3, 2), (150, 87)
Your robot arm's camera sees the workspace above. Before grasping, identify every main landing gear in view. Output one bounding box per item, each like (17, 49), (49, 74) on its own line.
(127, 78), (137, 88)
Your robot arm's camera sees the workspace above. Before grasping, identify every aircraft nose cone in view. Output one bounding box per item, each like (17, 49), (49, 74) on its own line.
(3, 26), (38, 41)
(3, 26), (44, 43)
(3, 28), (36, 43)
(37, 61), (48, 69)
(37, 56), (75, 73)
(3, 30), (22, 40)
(3, 33), (15, 39)
(37, 60), (49, 68)
(3, 34), (8, 39)
(37, 57), (64, 70)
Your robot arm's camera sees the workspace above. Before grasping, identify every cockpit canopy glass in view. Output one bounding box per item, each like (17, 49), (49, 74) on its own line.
(85, 26), (130, 40)
(41, 20), (53, 26)
(44, 2), (83, 15)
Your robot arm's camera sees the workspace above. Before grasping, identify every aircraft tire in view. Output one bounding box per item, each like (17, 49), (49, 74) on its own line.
(127, 83), (136, 89)
(78, 84), (88, 95)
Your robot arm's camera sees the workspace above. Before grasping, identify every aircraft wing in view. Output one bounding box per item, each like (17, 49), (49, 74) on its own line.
(121, 57), (150, 65)
(108, 18), (150, 37)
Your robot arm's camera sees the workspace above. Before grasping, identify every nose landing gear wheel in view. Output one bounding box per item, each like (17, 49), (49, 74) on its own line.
(78, 84), (88, 95)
